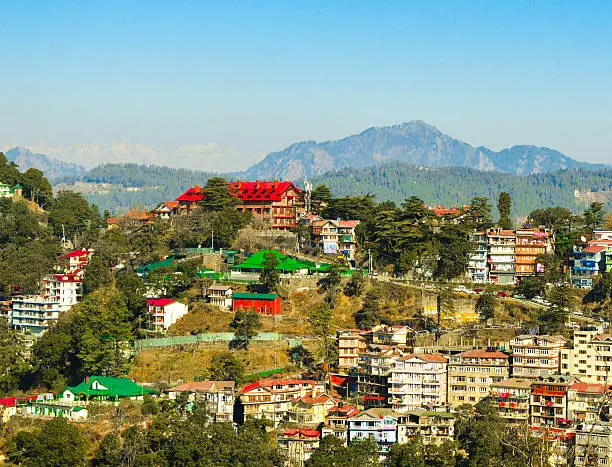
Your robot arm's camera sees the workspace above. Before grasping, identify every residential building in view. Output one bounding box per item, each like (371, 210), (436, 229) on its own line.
(388, 353), (448, 412)
(206, 285), (233, 308)
(372, 324), (412, 348)
(397, 410), (455, 445)
(515, 228), (554, 277)
(510, 334), (568, 379)
(175, 184), (204, 211)
(60, 376), (157, 403)
(11, 295), (61, 337)
(448, 349), (510, 406)
(337, 220), (360, 260)
(589, 234), (612, 274)
(568, 381), (609, 425)
(232, 292), (281, 315)
(1, 300), (11, 321)
(574, 423), (612, 467)
(468, 231), (488, 283)
(153, 201), (181, 219)
(147, 298), (189, 332)
(59, 249), (93, 271)
(355, 346), (404, 407)
(323, 404), (359, 442)
(167, 381), (235, 422)
(348, 408), (400, 457)
(0, 397), (18, 423)
(560, 326), (612, 383)
(572, 244), (607, 288)
(43, 271), (84, 311)
(310, 219), (338, 255)
(337, 330), (361, 370)
(287, 392), (338, 425)
(0, 182), (12, 198)
(489, 378), (532, 423)
(529, 374), (575, 428)
(277, 428), (321, 467)
(239, 379), (325, 426)
(486, 228), (516, 285)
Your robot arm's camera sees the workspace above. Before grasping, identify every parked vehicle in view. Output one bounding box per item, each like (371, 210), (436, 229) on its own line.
(497, 291), (509, 297)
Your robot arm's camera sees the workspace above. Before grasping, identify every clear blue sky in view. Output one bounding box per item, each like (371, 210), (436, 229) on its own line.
(1, 0), (611, 165)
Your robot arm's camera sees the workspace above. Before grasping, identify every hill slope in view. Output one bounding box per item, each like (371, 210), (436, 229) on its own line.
(5, 146), (85, 181)
(312, 162), (612, 216)
(244, 121), (605, 180)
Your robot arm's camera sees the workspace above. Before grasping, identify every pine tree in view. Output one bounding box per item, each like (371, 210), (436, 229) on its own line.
(497, 192), (513, 229)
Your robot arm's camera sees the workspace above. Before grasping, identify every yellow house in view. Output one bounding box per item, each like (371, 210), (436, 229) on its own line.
(287, 392), (338, 425)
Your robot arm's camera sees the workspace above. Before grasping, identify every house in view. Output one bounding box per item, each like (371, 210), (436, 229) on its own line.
(43, 271), (84, 311)
(567, 381), (610, 424)
(59, 249), (93, 271)
(309, 219), (360, 259)
(232, 292), (281, 316)
(489, 378), (532, 423)
(355, 346), (405, 408)
(348, 408), (401, 457)
(60, 376), (157, 403)
(447, 348), (510, 406)
(239, 379), (325, 426)
(572, 244), (608, 288)
(468, 231), (488, 283)
(372, 324), (412, 347)
(147, 298), (189, 332)
(0, 397), (18, 423)
(153, 201), (181, 219)
(175, 184), (204, 211)
(487, 228), (517, 285)
(388, 353), (448, 412)
(560, 326), (611, 383)
(287, 392), (338, 425)
(277, 428), (321, 467)
(322, 404), (359, 442)
(396, 410), (455, 445)
(574, 423), (612, 467)
(0, 182), (12, 198)
(21, 400), (89, 421)
(11, 295), (61, 337)
(167, 380), (235, 422)
(337, 220), (360, 260)
(206, 285), (233, 308)
(510, 334), (567, 379)
(107, 208), (152, 229)
(337, 330), (361, 370)
(514, 228), (553, 277)
(530, 374), (576, 429)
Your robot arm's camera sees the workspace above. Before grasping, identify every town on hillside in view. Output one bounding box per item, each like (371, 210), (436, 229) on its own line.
(2, 155), (612, 466)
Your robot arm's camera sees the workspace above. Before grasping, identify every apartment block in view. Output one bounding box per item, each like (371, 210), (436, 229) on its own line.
(337, 330), (361, 370)
(510, 334), (568, 379)
(514, 228), (553, 277)
(448, 349), (510, 406)
(388, 353), (448, 412)
(11, 296), (61, 337)
(468, 231), (488, 283)
(486, 228), (516, 285)
(574, 423), (612, 467)
(568, 381), (609, 425)
(397, 410), (455, 445)
(529, 374), (575, 429)
(560, 326), (612, 384)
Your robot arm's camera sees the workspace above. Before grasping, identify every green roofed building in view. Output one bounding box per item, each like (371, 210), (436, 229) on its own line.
(231, 249), (331, 274)
(135, 254), (186, 276)
(60, 376), (157, 402)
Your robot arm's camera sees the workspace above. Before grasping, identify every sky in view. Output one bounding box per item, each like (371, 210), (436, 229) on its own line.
(0, 0), (611, 167)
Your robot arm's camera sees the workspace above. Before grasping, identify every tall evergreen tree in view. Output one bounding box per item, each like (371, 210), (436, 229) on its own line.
(497, 192), (513, 229)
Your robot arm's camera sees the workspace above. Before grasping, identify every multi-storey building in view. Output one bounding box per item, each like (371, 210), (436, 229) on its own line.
(337, 220), (360, 261)
(515, 228), (553, 277)
(590, 234), (612, 274)
(277, 428), (321, 467)
(388, 353), (448, 412)
(572, 244), (607, 288)
(355, 347), (404, 407)
(568, 381), (609, 425)
(287, 392), (338, 425)
(147, 298), (188, 332)
(167, 381), (235, 422)
(486, 228), (516, 285)
(239, 379), (325, 427)
(43, 271), (83, 312)
(323, 404), (359, 442)
(574, 423), (612, 467)
(468, 231), (488, 283)
(337, 330), (361, 370)
(59, 249), (93, 272)
(11, 296), (61, 337)
(176, 180), (303, 229)
(397, 410), (455, 445)
(489, 378), (532, 423)
(348, 408), (400, 457)
(372, 325), (412, 348)
(448, 349), (510, 406)
(510, 334), (567, 379)
(309, 219), (360, 259)
(206, 285), (233, 309)
(560, 326), (612, 384)
(529, 374), (575, 428)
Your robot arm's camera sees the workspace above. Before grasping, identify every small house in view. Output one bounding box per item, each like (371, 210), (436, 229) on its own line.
(147, 298), (189, 331)
(60, 376), (157, 403)
(206, 285), (233, 308)
(232, 292), (281, 315)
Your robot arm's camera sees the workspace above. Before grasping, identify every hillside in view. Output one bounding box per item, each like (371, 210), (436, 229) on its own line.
(312, 162), (612, 216)
(244, 121), (606, 180)
(5, 146), (86, 181)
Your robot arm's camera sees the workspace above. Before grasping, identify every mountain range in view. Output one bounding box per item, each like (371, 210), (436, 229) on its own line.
(2, 121), (607, 181)
(243, 121), (607, 180)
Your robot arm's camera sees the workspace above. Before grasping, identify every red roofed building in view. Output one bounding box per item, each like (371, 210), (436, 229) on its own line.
(0, 396), (18, 423)
(153, 201), (182, 219)
(44, 270), (84, 311)
(59, 249), (93, 271)
(176, 180), (303, 229)
(568, 381), (610, 424)
(572, 242), (608, 288)
(530, 374), (576, 428)
(277, 428), (321, 466)
(288, 392), (339, 425)
(448, 348), (510, 406)
(240, 378), (325, 426)
(147, 298), (188, 332)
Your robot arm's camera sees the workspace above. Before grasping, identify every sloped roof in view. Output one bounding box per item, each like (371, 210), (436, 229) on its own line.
(64, 376), (157, 398)
(337, 220), (360, 228)
(147, 298), (177, 307)
(168, 381), (234, 393)
(228, 180), (301, 202)
(351, 407), (402, 419)
(281, 428), (320, 438)
(458, 349), (509, 359)
(60, 249), (92, 259)
(492, 378), (533, 389)
(176, 185), (204, 202)
(231, 249), (310, 271)
(570, 381), (607, 394)
(233, 292), (279, 301)
(241, 379), (317, 394)
(583, 245), (607, 254)
(400, 353), (448, 363)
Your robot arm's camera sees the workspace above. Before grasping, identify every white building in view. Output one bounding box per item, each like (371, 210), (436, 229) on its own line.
(147, 298), (188, 332)
(167, 380), (235, 422)
(206, 285), (233, 309)
(388, 353), (448, 412)
(560, 326), (612, 383)
(575, 423), (612, 467)
(44, 271), (84, 311)
(11, 295), (61, 337)
(59, 249), (93, 272)
(510, 334), (567, 379)
(468, 231), (488, 283)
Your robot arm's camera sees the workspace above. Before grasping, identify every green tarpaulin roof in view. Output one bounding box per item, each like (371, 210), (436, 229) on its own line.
(231, 250), (331, 272)
(63, 376), (157, 398)
(232, 292), (279, 300)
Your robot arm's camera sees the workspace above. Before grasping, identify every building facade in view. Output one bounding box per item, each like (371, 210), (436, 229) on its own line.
(44, 271), (83, 311)
(561, 326), (612, 383)
(468, 232), (488, 283)
(572, 244), (607, 288)
(232, 292), (281, 315)
(486, 229), (516, 285)
(515, 228), (553, 277)
(206, 285), (233, 308)
(11, 296), (61, 337)
(337, 330), (361, 370)
(348, 408), (400, 457)
(529, 374), (575, 428)
(147, 298), (188, 332)
(490, 378), (532, 423)
(510, 334), (567, 379)
(167, 381), (235, 422)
